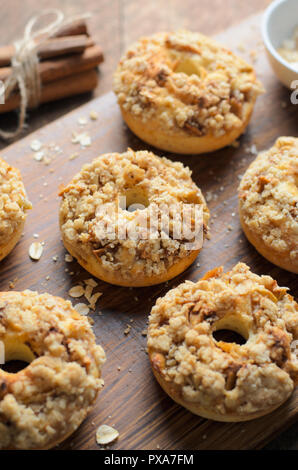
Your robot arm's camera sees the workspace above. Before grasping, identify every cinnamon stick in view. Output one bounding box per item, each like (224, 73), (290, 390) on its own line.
(0, 68), (98, 113)
(52, 19), (89, 38)
(0, 35), (94, 67)
(37, 35), (94, 59)
(0, 45), (103, 84)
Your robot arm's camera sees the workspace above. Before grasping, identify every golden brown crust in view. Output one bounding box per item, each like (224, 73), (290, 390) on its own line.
(61, 234), (200, 287)
(0, 158), (31, 261)
(239, 137), (298, 274)
(113, 31), (264, 154)
(59, 149), (209, 287)
(0, 290), (106, 450)
(0, 219), (25, 262)
(120, 104), (254, 155)
(147, 263), (298, 422)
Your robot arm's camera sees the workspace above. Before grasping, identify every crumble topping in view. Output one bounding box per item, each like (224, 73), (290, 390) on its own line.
(0, 290), (106, 449)
(0, 158), (32, 246)
(113, 31), (264, 137)
(59, 149), (209, 280)
(148, 263), (297, 417)
(239, 137), (298, 265)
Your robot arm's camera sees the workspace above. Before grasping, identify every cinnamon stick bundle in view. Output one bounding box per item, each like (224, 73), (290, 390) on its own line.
(0, 17), (103, 115)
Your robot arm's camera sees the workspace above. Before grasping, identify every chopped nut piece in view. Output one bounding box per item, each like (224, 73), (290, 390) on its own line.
(90, 110), (98, 120)
(30, 139), (42, 151)
(65, 254), (73, 263)
(89, 292), (102, 310)
(84, 278), (98, 287)
(33, 151), (44, 161)
(205, 191), (213, 202)
(68, 285), (85, 298)
(124, 325), (131, 335)
(250, 144), (258, 155)
(80, 134), (91, 147)
(84, 285), (94, 302)
(78, 117), (87, 126)
(74, 303), (90, 316)
(96, 425), (119, 445)
(71, 132), (91, 147)
(29, 242), (43, 261)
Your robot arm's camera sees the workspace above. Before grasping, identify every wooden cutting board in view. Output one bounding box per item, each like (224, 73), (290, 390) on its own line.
(0, 12), (297, 450)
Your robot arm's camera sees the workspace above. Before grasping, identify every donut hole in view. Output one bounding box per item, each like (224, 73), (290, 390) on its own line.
(1, 360), (29, 373)
(212, 316), (249, 345)
(174, 57), (203, 77)
(212, 329), (246, 345)
(120, 188), (149, 212)
(0, 337), (35, 373)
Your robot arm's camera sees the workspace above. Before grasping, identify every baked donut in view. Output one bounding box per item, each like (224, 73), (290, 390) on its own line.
(59, 149), (209, 287)
(113, 30), (264, 154)
(147, 263), (298, 422)
(0, 158), (31, 261)
(0, 290), (106, 450)
(239, 137), (298, 274)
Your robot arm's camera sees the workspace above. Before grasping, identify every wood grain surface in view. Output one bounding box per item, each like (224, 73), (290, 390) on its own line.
(0, 11), (297, 450)
(0, 0), (271, 148)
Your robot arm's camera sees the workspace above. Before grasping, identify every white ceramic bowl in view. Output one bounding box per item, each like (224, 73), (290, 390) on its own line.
(262, 0), (298, 88)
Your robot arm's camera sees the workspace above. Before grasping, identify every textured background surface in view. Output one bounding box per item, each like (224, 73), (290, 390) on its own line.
(0, 0), (297, 450)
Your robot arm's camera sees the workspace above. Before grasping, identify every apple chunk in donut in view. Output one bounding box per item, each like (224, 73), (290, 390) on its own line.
(113, 30), (264, 154)
(0, 290), (105, 450)
(239, 137), (298, 274)
(59, 149), (209, 287)
(147, 263), (298, 422)
(0, 158), (32, 261)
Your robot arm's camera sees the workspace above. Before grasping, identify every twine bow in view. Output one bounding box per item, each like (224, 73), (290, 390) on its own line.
(0, 9), (90, 140)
